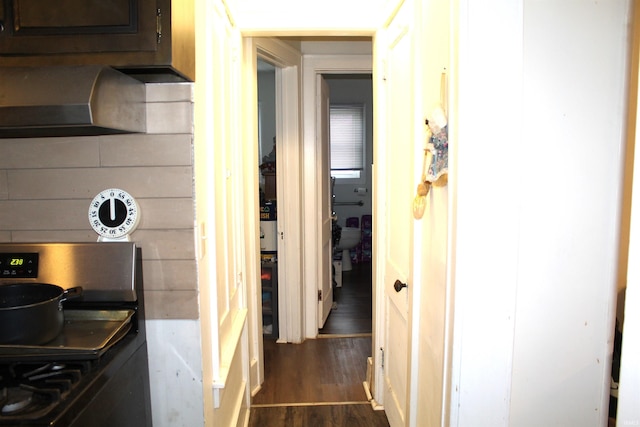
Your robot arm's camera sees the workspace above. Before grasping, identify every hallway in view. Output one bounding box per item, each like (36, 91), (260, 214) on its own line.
(320, 262), (373, 336)
(249, 339), (388, 426)
(252, 337), (370, 405)
(249, 262), (388, 426)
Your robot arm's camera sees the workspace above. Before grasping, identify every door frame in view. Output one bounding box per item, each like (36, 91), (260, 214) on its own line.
(301, 54), (374, 339)
(253, 37), (304, 345)
(316, 74), (333, 329)
(243, 37), (303, 397)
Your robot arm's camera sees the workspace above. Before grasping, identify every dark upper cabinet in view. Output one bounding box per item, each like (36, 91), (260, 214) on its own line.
(0, 0), (194, 82)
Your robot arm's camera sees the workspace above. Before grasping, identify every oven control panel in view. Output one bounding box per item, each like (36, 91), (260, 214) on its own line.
(0, 253), (39, 278)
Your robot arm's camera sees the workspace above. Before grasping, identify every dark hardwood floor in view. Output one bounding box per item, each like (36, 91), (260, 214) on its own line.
(249, 403), (390, 427)
(320, 262), (372, 335)
(252, 337), (370, 405)
(250, 337), (388, 426)
(249, 262), (388, 426)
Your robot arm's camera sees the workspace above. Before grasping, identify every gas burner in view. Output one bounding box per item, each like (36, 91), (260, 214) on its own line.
(0, 361), (90, 420)
(1, 387), (33, 415)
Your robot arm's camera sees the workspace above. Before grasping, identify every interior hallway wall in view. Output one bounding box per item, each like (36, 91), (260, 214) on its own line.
(451, 1), (631, 425)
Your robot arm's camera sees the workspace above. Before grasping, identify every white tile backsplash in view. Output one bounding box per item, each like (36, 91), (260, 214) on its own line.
(146, 319), (204, 427)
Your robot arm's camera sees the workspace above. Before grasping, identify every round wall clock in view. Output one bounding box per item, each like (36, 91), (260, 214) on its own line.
(88, 188), (140, 241)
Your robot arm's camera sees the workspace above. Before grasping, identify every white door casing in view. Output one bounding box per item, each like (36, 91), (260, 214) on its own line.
(374, 0), (415, 425)
(254, 38), (304, 344)
(301, 54), (373, 339)
(197, 2), (250, 424)
(242, 36), (268, 397)
(241, 37), (303, 399)
(318, 75), (334, 328)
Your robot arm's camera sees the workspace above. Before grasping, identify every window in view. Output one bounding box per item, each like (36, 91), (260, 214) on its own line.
(330, 104), (365, 179)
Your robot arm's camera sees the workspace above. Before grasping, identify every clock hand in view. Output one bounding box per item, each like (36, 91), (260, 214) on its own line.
(110, 197), (116, 221)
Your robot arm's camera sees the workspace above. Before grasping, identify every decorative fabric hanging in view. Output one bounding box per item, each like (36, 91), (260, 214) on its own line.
(425, 71), (448, 182)
(412, 124), (432, 219)
(413, 70), (448, 219)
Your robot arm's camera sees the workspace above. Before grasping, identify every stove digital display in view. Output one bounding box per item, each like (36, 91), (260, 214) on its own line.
(0, 253), (38, 278)
(10, 257), (24, 266)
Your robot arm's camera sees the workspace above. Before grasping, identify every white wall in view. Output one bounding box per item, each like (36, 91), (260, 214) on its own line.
(451, 1), (631, 425)
(618, 50), (640, 423)
(412, 0), (451, 424)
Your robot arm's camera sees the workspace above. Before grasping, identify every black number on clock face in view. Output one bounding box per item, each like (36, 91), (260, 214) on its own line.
(98, 198), (128, 227)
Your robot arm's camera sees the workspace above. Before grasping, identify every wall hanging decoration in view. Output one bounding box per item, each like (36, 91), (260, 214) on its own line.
(426, 71), (448, 182)
(412, 124), (432, 219)
(413, 70), (448, 220)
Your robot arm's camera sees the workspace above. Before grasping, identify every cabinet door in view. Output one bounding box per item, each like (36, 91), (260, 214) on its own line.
(0, 0), (157, 54)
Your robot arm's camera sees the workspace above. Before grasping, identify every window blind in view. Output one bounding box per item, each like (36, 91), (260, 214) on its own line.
(330, 104), (365, 171)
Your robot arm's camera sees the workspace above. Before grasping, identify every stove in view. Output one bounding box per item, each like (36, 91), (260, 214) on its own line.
(0, 242), (152, 427)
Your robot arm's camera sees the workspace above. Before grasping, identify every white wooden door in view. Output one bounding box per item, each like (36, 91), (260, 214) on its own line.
(376, 1), (415, 425)
(318, 75), (333, 328)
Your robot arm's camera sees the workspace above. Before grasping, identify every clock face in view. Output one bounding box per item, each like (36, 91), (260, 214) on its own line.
(88, 189), (139, 239)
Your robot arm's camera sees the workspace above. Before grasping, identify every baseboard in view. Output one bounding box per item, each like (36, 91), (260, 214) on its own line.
(366, 356), (373, 388)
(251, 383), (262, 398)
(250, 358), (260, 397)
(363, 381), (384, 411)
(363, 357), (384, 410)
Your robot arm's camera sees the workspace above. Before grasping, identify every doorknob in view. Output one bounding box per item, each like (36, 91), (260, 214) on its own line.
(394, 280), (407, 292)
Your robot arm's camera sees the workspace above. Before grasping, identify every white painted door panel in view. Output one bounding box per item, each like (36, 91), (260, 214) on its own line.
(318, 75), (333, 328)
(379, 2), (414, 426)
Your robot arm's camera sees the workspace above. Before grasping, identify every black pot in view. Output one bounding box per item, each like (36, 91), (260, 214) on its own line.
(0, 283), (82, 345)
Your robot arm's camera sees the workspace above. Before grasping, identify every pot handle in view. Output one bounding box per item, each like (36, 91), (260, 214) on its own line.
(59, 286), (83, 305)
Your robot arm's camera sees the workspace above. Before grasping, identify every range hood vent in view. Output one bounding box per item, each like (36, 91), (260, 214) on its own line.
(0, 66), (146, 138)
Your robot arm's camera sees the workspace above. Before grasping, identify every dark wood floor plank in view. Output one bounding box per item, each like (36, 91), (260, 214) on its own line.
(320, 262), (372, 335)
(252, 337), (371, 405)
(249, 263), (389, 426)
(249, 404), (390, 427)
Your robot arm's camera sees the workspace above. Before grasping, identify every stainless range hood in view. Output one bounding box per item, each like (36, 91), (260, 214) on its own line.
(0, 65), (146, 138)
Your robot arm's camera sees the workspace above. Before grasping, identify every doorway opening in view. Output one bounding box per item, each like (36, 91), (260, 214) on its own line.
(257, 58), (278, 341)
(251, 39), (380, 421)
(252, 39), (374, 344)
(319, 73), (374, 337)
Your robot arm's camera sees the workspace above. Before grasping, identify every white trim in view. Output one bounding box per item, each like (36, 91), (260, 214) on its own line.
(213, 309), (248, 407)
(241, 38), (303, 404)
(301, 54), (373, 340)
(277, 64), (304, 343)
(255, 37), (301, 69)
(253, 38), (304, 344)
(241, 36), (264, 398)
(371, 32), (387, 409)
(616, 3), (640, 422)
